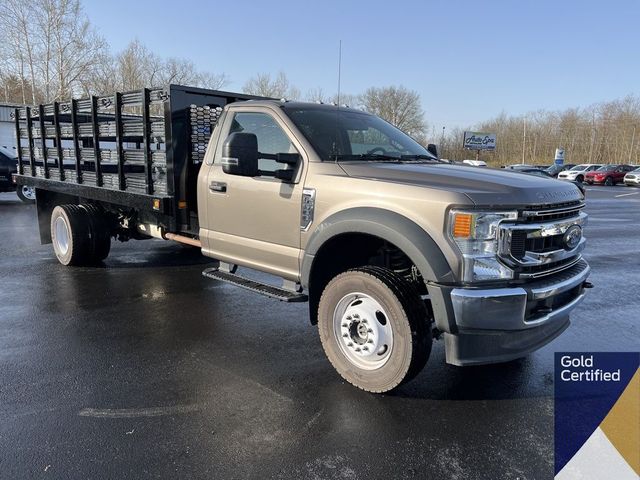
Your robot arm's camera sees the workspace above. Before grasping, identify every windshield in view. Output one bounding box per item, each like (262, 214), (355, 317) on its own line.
(570, 164), (589, 171)
(285, 107), (437, 162)
(596, 165), (616, 172)
(633, 167), (640, 172)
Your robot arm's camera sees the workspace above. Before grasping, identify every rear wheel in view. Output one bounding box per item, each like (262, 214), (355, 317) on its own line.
(318, 266), (432, 393)
(604, 176), (614, 186)
(81, 204), (111, 261)
(16, 185), (36, 203)
(51, 205), (92, 265)
(50, 204), (112, 265)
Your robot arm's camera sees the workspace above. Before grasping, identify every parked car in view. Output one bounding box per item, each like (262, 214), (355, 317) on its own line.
(462, 159), (487, 167)
(512, 167), (585, 195)
(503, 164), (537, 170)
(0, 146), (36, 203)
(546, 163), (576, 177)
(623, 167), (640, 186)
(557, 164), (603, 183)
(512, 167), (552, 177)
(584, 164), (635, 186)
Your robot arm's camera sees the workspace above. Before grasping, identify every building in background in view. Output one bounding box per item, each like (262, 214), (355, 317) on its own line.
(0, 104), (23, 151)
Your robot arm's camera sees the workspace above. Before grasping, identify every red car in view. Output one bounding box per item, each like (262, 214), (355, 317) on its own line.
(585, 164), (636, 185)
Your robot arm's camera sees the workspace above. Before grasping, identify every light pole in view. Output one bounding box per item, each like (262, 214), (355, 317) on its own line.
(522, 116), (526, 165)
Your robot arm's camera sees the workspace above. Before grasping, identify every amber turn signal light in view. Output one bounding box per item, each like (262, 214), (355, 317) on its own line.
(452, 213), (473, 238)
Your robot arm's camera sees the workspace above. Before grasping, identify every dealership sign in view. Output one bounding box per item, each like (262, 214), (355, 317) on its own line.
(463, 131), (497, 150)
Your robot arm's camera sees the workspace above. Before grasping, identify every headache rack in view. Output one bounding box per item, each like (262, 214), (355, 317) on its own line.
(14, 84), (264, 233)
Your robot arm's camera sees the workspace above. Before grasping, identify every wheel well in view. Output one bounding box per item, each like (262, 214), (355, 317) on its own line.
(307, 233), (425, 325)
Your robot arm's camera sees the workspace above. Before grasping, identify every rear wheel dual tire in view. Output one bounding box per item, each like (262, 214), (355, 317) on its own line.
(50, 204), (111, 266)
(318, 266), (432, 393)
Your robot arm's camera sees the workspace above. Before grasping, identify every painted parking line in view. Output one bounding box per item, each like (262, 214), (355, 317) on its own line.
(615, 192), (640, 198)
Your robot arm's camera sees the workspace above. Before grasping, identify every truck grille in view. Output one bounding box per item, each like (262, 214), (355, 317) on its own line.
(510, 230), (566, 259)
(498, 201), (587, 278)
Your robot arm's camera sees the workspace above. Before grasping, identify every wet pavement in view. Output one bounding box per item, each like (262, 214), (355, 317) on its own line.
(0, 187), (638, 479)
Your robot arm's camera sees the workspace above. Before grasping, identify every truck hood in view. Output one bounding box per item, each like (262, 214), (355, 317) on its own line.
(339, 162), (584, 206)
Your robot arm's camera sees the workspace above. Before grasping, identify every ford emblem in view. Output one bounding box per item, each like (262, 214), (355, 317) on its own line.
(563, 225), (582, 250)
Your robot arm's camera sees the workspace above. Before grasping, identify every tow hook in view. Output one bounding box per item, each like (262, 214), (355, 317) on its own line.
(583, 281), (594, 289)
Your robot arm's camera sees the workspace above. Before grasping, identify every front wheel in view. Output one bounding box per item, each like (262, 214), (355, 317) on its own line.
(16, 185), (36, 203)
(576, 175), (584, 183)
(604, 176), (614, 186)
(318, 266), (432, 393)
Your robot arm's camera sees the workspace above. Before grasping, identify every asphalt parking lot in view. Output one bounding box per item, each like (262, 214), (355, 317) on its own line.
(0, 186), (638, 480)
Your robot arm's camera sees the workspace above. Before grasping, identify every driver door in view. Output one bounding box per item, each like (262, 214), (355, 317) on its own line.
(204, 108), (305, 280)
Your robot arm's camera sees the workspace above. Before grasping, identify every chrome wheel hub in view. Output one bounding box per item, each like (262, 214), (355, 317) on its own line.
(22, 186), (36, 200)
(54, 216), (70, 256)
(333, 293), (393, 370)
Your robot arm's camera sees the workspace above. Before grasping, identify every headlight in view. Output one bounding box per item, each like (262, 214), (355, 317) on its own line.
(449, 210), (517, 282)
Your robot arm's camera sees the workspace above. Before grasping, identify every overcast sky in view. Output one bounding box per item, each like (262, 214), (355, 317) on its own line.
(83, 0), (640, 133)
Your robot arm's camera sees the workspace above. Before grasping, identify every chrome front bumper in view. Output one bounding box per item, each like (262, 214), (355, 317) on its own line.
(442, 259), (590, 366)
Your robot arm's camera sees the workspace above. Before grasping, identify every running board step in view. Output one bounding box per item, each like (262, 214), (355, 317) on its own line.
(202, 267), (308, 303)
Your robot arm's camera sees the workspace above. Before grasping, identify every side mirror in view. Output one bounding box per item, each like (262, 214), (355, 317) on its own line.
(427, 143), (438, 158)
(222, 132), (259, 177)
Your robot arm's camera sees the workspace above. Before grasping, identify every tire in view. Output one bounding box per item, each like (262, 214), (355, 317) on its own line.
(318, 266), (432, 393)
(80, 204), (111, 261)
(50, 205), (92, 266)
(16, 185), (36, 203)
(604, 176), (614, 186)
(576, 175), (584, 183)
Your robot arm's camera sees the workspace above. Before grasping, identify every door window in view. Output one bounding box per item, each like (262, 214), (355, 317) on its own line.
(227, 112), (297, 175)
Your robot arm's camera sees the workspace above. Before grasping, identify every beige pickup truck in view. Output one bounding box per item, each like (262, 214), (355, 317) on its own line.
(15, 85), (591, 392)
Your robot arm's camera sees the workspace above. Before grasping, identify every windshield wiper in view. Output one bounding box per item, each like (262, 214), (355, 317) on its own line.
(332, 154), (403, 162)
(400, 154), (440, 163)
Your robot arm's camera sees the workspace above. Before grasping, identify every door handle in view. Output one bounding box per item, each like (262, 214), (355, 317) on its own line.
(209, 181), (227, 193)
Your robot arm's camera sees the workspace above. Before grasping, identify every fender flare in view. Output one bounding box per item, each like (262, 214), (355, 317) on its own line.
(301, 207), (456, 288)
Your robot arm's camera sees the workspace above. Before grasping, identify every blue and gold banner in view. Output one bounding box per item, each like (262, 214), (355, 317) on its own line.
(555, 352), (639, 479)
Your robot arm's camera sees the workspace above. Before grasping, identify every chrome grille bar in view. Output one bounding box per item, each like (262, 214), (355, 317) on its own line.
(498, 210), (587, 277)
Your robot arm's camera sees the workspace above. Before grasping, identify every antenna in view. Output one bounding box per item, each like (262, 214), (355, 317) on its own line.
(333, 40), (342, 163)
(337, 40), (342, 106)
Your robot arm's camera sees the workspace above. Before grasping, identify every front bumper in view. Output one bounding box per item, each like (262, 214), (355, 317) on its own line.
(624, 178), (640, 186)
(439, 259), (590, 366)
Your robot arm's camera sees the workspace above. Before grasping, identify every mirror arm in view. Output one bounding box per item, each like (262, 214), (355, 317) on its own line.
(274, 169), (295, 182)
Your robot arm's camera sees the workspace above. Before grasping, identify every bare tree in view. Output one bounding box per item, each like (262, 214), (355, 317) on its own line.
(440, 96), (640, 167)
(361, 86), (428, 140)
(87, 40), (228, 93)
(330, 92), (362, 109)
(0, 0), (39, 103)
(306, 87), (328, 103)
(0, 1), (228, 104)
(243, 72), (300, 99)
(0, 0), (107, 103)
